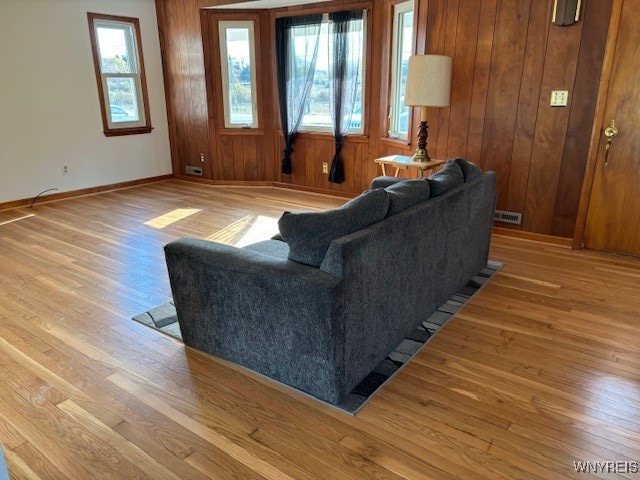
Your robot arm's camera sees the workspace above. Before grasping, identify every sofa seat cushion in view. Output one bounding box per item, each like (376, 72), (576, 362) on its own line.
(428, 160), (464, 197)
(242, 239), (290, 259)
(278, 188), (390, 267)
(384, 178), (431, 216)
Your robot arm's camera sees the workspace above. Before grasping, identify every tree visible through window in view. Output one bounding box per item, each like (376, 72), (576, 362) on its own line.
(88, 13), (152, 136)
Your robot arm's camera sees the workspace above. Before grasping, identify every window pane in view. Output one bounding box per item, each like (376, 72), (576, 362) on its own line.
(395, 11), (412, 134)
(224, 27), (254, 126)
(301, 20), (364, 132)
(106, 77), (140, 123)
(89, 13), (151, 135)
(390, 2), (413, 139)
(96, 25), (137, 74)
(303, 23), (330, 129)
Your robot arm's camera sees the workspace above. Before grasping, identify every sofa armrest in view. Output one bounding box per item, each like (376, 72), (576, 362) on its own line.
(164, 237), (346, 403)
(165, 237), (341, 287)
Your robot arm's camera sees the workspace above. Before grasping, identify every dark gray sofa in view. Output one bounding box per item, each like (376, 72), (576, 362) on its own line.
(164, 159), (496, 405)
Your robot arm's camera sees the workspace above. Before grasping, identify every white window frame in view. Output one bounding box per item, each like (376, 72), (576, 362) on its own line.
(299, 13), (367, 135)
(88, 13), (151, 136)
(218, 20), (259, 129)
(388, 0), (414, 140)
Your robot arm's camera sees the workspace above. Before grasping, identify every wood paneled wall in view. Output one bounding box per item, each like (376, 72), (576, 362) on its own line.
(422, 0), (612, 237)
(155, 0), (212, 177)
(155, 0), (612, 238)
(201, 10), (276, 182)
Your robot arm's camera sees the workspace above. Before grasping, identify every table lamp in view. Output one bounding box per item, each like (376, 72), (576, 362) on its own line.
(404, 55), (452, 162)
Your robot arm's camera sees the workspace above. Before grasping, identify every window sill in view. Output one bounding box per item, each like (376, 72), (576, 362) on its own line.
(219, 128), (264, 136)
(290, 131), (369, 143)
(103, 126), (153, 137)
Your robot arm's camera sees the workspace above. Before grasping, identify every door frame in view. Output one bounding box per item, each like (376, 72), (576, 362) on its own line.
(572, 0), (624, 249)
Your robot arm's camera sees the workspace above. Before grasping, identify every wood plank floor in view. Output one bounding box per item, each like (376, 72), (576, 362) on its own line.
(1, 179), (639, 480)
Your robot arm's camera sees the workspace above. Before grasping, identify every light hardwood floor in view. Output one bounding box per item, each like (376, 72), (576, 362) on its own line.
(1, 180), (639, 480)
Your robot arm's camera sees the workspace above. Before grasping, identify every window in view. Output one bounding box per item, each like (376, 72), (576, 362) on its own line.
(219, 21), (258, 128)
(388, 1), (414, 140)
(88, 13), (152, 136)
(296, 14), (366, 134)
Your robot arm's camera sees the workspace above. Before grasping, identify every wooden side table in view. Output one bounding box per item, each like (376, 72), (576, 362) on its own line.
(374, 155), (445, 178)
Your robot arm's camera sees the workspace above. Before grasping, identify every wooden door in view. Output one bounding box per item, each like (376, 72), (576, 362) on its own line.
(583, 0), (640, 255)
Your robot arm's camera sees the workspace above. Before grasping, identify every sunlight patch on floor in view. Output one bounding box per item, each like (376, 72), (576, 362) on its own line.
(206, 214), (279, 247)
(144, 208), (201, 229)
(584, 374), (640, 427)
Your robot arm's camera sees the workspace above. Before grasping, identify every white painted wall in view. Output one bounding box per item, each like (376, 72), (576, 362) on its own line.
(0, 0), (171, 204)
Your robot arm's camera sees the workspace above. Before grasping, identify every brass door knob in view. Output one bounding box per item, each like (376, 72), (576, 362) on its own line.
(603, 119), (618, 168)
(604, 119), (618, 139)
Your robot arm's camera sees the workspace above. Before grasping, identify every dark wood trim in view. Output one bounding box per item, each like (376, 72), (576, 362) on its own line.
(87, 12), (110, 134)
(273, 1), (371, 18)
(492, 227), (573, 247)
(572, 0), (624, 250)
(133, 12), (153, 135)
(207, 11), (263, 131)
(0, 175), (173, 211)
(87, 13), (153, 137)
(290, 132), (371, 143)
(200, 0), (270, 6)
(219, 129), (266, 136)
(103, 126), (153, 137)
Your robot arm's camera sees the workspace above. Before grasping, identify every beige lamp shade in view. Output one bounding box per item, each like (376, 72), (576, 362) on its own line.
(404, 55), (452, 107)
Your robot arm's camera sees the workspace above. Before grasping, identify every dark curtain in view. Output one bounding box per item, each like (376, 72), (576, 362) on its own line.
(328, 10), (364, 184)
(275, 15), (322, 174)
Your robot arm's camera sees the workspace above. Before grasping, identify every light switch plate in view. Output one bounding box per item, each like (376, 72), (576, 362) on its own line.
(550, 90), (569, 107)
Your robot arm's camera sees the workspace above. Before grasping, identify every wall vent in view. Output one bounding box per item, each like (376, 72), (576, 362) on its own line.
(185, 165), (203, 176)
(494, 210), (522, 225)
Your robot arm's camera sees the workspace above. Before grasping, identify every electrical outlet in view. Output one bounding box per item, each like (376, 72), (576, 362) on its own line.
(550, 90), (568, 107)
(62, 164), (69, 175)
(322, 162), (328, 174)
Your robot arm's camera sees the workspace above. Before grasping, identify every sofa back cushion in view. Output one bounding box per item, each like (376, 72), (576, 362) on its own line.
(370, 176), (402, 189)
(278, 188), (389, 267)
(452, 157), (483, 182)
(427, 160), (464, 197)
(384, 178), (431, 216)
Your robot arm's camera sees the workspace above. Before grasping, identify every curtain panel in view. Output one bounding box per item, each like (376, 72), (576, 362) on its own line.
(328, 10), (364, 184)
(275, 14), (322, 174)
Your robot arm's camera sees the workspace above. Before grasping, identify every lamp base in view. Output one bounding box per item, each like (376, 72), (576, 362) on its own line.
(411, 148), (431, 163)
(412, 119), (431, 162)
